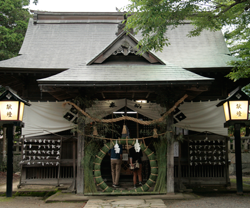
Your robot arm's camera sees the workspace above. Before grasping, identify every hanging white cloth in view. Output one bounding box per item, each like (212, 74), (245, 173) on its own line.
(22, 101), (75, 137)
(22, 99), (227, 138)
(175, 100), (227, 136)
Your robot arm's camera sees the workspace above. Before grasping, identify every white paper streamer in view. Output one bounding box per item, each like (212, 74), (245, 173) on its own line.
(134, 139), (141, 152)
(114, 140), (120, 154)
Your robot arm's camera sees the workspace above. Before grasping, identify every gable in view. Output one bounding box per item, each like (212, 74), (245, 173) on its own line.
(101, 53), (151, 65)
(87, 32), (165, 65)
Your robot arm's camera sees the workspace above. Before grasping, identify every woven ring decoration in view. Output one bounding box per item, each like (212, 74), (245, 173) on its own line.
(93, 139), (158, 193)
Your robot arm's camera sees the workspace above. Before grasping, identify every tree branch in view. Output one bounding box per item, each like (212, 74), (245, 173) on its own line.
(215, 0), (247, 17)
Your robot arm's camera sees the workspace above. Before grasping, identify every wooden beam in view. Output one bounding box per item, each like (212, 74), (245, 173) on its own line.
(186, 134), (225, 140)
(186, 86), (209, 92)
(146, 92), (151, 98)
(101, 89), (155, 93)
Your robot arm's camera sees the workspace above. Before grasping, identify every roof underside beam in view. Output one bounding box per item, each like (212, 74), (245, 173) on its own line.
(39, 84), (210, 101)
(38, 80), (212, 87)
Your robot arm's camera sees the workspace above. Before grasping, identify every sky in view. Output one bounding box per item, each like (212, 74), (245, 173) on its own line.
(29, 0), (130, 12)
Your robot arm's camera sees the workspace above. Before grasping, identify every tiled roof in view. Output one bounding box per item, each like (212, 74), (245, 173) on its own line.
(0, 14), (235, 70)
(0, 11), (236, 84)
(153, 23), (235, 68)
(38, 62), (213, 84)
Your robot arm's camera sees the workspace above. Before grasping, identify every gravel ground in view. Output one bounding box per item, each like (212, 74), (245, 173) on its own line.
(0, 172), (20, 186)
(1, 173), (250, 208)
(0, 194), (250, 208)
(0, 197), (86, 208)
(164, 193), (250, 208)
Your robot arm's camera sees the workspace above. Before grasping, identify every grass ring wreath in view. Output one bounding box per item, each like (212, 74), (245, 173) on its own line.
(93, 139), (158, 193)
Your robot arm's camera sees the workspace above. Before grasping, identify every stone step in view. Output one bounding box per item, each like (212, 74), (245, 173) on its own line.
(84, 199), (167, 208)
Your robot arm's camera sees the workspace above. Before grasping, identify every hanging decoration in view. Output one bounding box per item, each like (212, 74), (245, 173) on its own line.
(134, 139), (141, 152)
(85, 131), (169, 141)
(153, 128), (158, 138)
(61, 94), (188, 194)
(122, 124), (127, 134)
(92, 125), (98, 136)
(114, 140), (120, 153)
(94, 140), (157, 193)
(62, 94), (188, 125)
(122, 98), (128, 135)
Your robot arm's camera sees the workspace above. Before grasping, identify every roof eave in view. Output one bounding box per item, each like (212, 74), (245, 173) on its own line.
(38, 79), (214, 87)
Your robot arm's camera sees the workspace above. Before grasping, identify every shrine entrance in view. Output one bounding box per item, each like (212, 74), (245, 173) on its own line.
(100, 107), (153, 187)
(94, 140), (157, 193)
(64, 95), (186, 193)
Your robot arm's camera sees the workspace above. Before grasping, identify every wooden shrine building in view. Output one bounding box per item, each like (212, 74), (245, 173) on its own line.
(0, 11), (248, 194)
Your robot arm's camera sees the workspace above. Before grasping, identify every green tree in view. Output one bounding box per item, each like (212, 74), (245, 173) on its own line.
(0, 0), (38, 61)
(124, 0), (250, 81)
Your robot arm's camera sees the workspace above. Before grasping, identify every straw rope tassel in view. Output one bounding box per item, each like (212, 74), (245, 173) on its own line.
(122, 125), (127, 134)
(93, 126), (98, 136)
(153, 128), (158, 138)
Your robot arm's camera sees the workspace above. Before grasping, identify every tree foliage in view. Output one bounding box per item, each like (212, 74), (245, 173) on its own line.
(124, 0), (250, 81)
(0, 0), (37, 61)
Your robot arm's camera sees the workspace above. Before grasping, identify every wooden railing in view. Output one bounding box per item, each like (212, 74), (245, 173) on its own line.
(174, 164), (225, 178)
(26, 166), (74, 179)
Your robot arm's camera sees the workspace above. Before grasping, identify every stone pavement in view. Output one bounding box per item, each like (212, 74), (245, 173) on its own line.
(1, 193), (250, 208)
(45, 191), (197, 203)
(45, 192), (197, 208)
(84, 199), (166, 208)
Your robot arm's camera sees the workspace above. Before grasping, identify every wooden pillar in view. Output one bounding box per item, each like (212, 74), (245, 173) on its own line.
(234, 123), (243, 194)
(76, 112), (85, 194)
(225, 137), (229, 186)
(73, 140), (76, 188)
(3, 127), (7, 162)
(167, 113), (174, 193)
(5, 124), (14, 197)
(178, 140), (181, 190)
